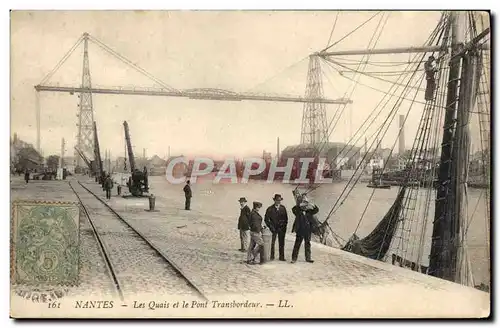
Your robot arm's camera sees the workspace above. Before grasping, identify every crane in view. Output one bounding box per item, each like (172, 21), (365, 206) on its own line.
(74, 146), (95, 175)
(123, 121), (149, 197)
(93, 121), (104, 184)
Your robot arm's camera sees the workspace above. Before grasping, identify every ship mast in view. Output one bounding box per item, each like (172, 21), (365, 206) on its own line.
(428, 11), (488, 283)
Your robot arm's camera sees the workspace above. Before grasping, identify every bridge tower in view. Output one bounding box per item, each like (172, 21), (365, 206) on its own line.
(300, 54), (329, 146)
(75, 33), (95, 170)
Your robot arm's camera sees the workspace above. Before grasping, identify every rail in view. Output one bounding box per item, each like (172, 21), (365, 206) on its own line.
(74, 180), (208, 301)
(68, 181), (125, 301)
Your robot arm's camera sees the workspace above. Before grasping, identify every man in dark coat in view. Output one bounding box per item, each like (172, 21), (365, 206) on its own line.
(24, 169), (29, 184)
(424, 55), (438, 101)
(291, 195), (319, 263)
(247, 202), (265, 265)
(104, 174), (114, 200)
(264, 194), (288, 261)
(237, 197), (251, 252)
(183, 180), (192, 210)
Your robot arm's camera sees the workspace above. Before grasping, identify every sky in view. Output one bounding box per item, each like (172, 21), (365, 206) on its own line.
(10, 11), (488, 159)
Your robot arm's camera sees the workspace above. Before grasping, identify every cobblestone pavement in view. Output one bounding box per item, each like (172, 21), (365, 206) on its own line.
(71, 182), (199, 299)
(83, 180), (450, 298)
(10, 176), (478, 303)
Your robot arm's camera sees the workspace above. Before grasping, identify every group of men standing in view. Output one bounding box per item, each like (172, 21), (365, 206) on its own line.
(237, 193), (319, 265)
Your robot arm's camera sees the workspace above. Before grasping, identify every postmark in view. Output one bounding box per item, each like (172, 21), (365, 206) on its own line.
(11, 200), (80, 286)
(13, 285), (69, 304)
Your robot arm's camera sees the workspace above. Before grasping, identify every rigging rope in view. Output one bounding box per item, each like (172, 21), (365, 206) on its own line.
(310, 13), (389, 165)
(322, 12), (383, 52)
(321, 12), (447, 233)
(317, 14), (390, 155)
(313, 63), (427, 193)
(325, 58), (446, 94)
(293, 13), (388, 196)
(336, 68), (425, 75)
(325, 12), (340, 49)
(322, 59), (440, 106)
(355, 72), (426, 237)
(389, 14), (449, 262)
(330, 56), (424, 66)
(414, 65), (449, 266)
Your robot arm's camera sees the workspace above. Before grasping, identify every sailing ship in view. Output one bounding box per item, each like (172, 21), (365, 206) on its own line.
(293, 11), (490, 291)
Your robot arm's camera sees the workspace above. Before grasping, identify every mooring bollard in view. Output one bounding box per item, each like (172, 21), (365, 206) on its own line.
(117, 185), (122, 196)
(148, 194), (156, 211)
(261, 227), (272, 263)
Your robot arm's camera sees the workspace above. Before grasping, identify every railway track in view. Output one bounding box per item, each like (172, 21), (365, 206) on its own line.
(69, 180), (208, 301)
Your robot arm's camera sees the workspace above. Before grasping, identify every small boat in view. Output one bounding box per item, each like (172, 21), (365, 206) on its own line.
(367, 183), (391, 189)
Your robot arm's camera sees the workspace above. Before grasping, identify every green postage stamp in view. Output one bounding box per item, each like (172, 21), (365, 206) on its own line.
(11, 200), (80, 286)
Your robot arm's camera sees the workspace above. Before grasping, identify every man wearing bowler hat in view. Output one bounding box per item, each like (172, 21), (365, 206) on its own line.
(237, 197), (251, 252)
(264, 194), (289, 261)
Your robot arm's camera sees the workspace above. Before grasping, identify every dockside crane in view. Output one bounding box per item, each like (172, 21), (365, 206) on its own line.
(74, 146), (94, 175)
(93, 121), (105, 184)
(123, 121), (149, 197)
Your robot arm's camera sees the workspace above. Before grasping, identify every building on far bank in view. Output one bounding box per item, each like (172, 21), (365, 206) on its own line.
(10, 133), (44, 172)
(148, 155), (167, 176)
(280, 142), (361, 170)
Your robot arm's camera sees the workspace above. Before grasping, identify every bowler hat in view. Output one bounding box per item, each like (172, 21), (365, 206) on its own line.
(253, 201), (262, 208)
(273, 194), (283, 201)
(238, 197), (247, 202)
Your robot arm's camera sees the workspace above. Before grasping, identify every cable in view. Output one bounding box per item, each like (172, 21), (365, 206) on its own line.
(246, 56), (309, 93)
(322, 58), (438, 106)
(322, 12), (447, 228)
(325, 57), (446, 94)
(322, 12), (383, 52)
(292, 14), (387, 195)
(314, 13), (389, 159)
(40, 35), (85, 85)
(88, 35), (179, 93)
(336, 68), (425, 75)
(331, 56), (424, 66)
(325, 12), (340, 49)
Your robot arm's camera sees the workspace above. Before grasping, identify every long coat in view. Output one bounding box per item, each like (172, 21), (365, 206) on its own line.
(183, 184), (192, 198)
(249, 210), (263, 233)
(237, 205), (251, 231)
(292, 204), (319, 236)
(104, 177), (114, 190)
(264, 205), (288, 233)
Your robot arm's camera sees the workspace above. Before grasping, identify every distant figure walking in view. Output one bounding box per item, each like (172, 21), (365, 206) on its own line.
(104, 175), (114, 200)
(291, 195), (319, 264)
(24, 169), (29, 184)
(183, 180), (192, 210)
(143, 166), (149, 191)
(247, 202), (265, 265)
(264, 194), (289, 261)
(424, 55), (438, 101)
(237, 197), (251, 252)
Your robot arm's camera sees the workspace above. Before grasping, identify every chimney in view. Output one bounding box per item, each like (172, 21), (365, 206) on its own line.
(399, 114), (405, 155)
(276, 137), (280, 159)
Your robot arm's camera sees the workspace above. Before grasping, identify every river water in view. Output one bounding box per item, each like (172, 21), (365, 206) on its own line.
(147, 175), (490, 287)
